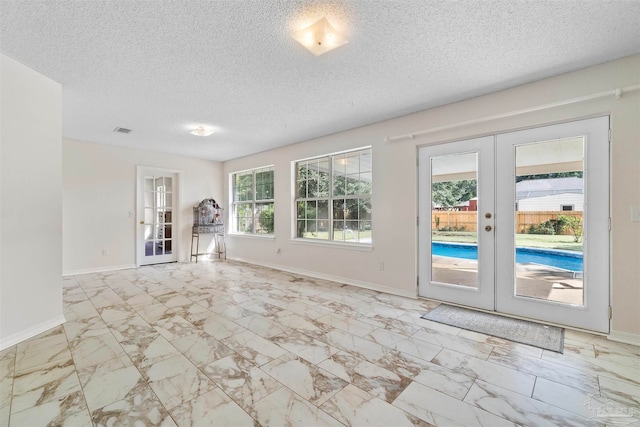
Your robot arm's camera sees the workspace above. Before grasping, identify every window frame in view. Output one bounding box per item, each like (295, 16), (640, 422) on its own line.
(230, 165), (275, 235)
(293, 147), (372, 246)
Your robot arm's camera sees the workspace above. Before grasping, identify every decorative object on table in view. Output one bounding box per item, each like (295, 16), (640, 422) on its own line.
(191, 198), (225, 262)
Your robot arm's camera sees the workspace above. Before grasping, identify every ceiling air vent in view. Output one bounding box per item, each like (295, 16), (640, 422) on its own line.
(113, 127), (132, 134)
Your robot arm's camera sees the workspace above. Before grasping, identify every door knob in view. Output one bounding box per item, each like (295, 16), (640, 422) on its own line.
(485, 225), (492, 231)
(140, 221), (144, 224)
(485, 212), (492, 219)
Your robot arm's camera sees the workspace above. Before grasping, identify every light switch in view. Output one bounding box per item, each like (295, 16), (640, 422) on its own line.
(632, 206), (640, 222)
(129, 211), (135, 218)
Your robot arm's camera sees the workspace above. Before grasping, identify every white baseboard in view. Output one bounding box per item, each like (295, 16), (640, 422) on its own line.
(608, 330), (640, 346)
(228, 256), (416, 299)
(63, 264), (137, 277)
(0, 315), (66, 351)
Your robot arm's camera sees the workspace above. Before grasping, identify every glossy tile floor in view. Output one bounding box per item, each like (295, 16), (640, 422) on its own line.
(1, 261), (639, 426)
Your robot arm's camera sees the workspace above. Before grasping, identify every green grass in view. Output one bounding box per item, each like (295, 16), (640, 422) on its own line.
(432, 231), (582, 251)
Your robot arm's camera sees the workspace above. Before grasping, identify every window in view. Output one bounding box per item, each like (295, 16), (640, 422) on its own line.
(231, 166), (274, 234)
(295, 147), (372, 244)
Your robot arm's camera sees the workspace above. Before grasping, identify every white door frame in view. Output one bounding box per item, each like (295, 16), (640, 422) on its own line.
(136, 166), (182, 266)
(495, 116), (610, 333)
(418, 116), (610, 333)
(418, 136), (496, 310)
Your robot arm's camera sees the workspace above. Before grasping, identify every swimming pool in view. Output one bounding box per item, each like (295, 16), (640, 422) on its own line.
(432, 242), (583, 272)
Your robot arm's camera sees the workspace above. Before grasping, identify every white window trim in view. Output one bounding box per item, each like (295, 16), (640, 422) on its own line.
(229, 165), (275, 235)
(291, 147), (372, 246)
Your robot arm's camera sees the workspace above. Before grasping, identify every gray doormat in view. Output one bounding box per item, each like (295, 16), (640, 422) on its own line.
(421, 304), (564, 353)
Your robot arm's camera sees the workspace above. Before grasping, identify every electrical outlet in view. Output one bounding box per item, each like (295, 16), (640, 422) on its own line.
(631, 206), (640, 222)
(102, 249), (109, 256)
(378, 261), (384, 271)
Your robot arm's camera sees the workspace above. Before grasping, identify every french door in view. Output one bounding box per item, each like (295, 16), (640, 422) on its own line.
(418, 117), (610, 333)
(137, 167), (179, 266)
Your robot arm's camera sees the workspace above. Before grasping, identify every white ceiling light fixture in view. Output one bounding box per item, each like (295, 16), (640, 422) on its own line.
(190, 126), (215, 137)
(292, 16), (348, 56)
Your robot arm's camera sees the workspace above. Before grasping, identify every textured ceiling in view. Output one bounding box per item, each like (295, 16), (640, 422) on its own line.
(1, 1), (639, 162)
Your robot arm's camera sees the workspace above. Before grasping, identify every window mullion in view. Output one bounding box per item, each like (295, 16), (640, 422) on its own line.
(328, 155), (334, 241)
(252, 170), (257, 234)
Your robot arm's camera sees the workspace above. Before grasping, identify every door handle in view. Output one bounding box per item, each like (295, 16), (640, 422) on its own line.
(485, 225), (492, 231)
(140, 221), (144, 224)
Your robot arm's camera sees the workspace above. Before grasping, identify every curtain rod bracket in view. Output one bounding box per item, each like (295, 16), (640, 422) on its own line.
(614, 88), (622, 100)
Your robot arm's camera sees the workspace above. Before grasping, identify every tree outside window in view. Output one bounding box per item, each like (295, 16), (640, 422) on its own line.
(232, 166), (274, 234)
(295, 148), (372, 244)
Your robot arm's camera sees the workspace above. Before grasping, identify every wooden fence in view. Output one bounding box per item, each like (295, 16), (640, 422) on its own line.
(432, 211), (583, 235)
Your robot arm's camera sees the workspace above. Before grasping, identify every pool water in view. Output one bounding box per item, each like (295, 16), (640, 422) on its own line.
(432, 242), (583, 272)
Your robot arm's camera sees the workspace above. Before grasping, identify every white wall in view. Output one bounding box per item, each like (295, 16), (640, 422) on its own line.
(518, 193), (584, 211)
(0, 55), (64, 349)
(224, 55), (640, 340)
(62, 139), (223, 274)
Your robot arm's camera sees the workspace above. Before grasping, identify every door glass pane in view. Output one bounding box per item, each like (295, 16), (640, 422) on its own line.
(144, 208), (153, 224)
(514, 138), (584, 306)
(144, 177), (154, 192)
(144, 191), (154, 209)
(164, 177), (172, 193)
(431, 152), (478, 288)
(165, 239), (172, 254)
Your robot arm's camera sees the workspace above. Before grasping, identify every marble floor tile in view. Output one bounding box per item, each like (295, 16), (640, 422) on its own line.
(543, 345), (640, 384)
(192, 312), (246, 340)
(11, 358), (81, 414)
(9, 389), (88, 427)
(69, 333), (126, 370)
(77, 356), (141, 412)
(120, 334), (181, 368)
(170, 331), (234, 368)
(0, 404), (8, 427)
(14, 332), (71, 373)
(107, 314), (157, 342)
(0, 351), (16, 408)
(170, 387), (254, 427)
(63, 317), (111, 345)
(4, 261), (639, 426)
(532, 377), (611, 419)
(91, 381), (177, 427)
(488, 347), (602, 395)
(141, 354), (216, 410)
(270, 331), (340, 365)
(235, 314), (289, 338)
(202, 353), (282, 415)
(317, 351), (411, 403)
(433, 348), (535, 396)
(322, 329), (388, 363)
(389, 336), (443, 362)
(316, 312), (378, 337)
(393, 380), (516, 426)
(456, 329), (544, 359)
(321, 384), (434, 427)
(152, 314), (200, 341)
(376, 350), (474, 400)
(261, 353), (348, 406)
(598, 375), (640, 407)
(221, 329), (288, 366)
(464, 379), (608, 426)
(253, 386), (343, 427)
(365, 328), (410, 347)
(412, 327), (495, 360)
(275, 313), (333, 339)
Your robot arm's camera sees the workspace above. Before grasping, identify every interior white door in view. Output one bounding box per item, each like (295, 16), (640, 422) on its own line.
(418, 136), (495, 310)
(137, 167), (178, 266)
(418, 117), (610, 333)
(495, 116), (610, 333)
